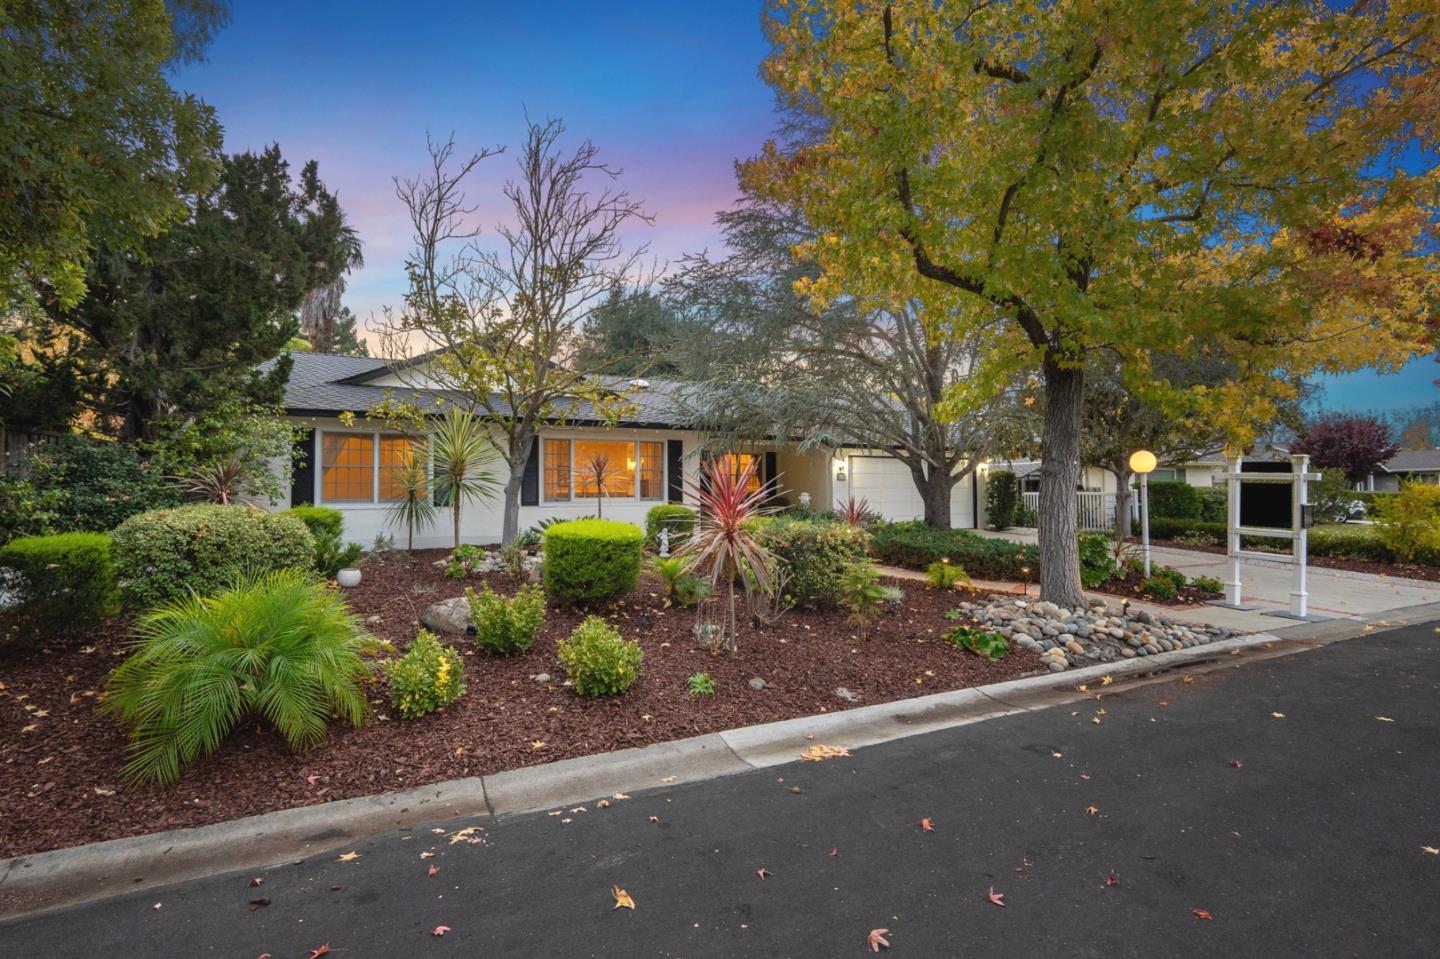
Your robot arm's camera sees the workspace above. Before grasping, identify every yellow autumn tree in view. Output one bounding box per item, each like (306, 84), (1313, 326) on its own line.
(746, 0), (1440, 606)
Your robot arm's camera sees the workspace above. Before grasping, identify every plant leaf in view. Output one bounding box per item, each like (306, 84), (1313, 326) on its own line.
(867, 928), (891, 951)
(988, 886), (1006, 907)
(612, 885), (636, 910)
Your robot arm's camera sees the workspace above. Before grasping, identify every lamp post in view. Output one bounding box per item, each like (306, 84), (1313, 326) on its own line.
(1129, 450), (1158, 578)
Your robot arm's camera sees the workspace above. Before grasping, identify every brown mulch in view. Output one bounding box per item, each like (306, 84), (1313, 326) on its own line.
(1093, 569), (1222, 607)
(0, 551), (1040, 859)
(1148, 537), (1440, 584)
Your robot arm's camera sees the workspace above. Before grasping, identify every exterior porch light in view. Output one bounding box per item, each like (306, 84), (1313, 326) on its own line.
(1129, 449), (1157, 578)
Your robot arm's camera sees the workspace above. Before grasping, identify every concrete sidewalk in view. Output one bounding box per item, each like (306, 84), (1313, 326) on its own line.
(970, 527), (1440, 631)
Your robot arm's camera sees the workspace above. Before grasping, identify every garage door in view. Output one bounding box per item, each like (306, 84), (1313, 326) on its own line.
(846, 456), (975, 528)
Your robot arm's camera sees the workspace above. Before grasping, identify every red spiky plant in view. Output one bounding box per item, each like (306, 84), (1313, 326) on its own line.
(679, 457), (777, 652)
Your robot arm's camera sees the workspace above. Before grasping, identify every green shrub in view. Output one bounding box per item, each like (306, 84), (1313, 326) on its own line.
(945, 624), (1008, 660)
(0, 532), (120, 641)
(838, 560), (903, 636)
(1147, 480), (1202, 519)
(871, 521), (1039, 579)
(925, 559), (972, 590)
(111, 504), (315, 609)
(557, 616), (643, 696)
(1154, 566), (1187, 588)
(1015, 503), (1039, 527)
(687, 671), (715, 696)
(1197, 487), (1228, 523)
(102, 568), (380, 786)
(543, 519), (644, 604)
(288, 505), (362, 577)
(445, 543), (487, 578)
(387, 630), (465, 719)
(0, 437), (179, 542)
(466, 582), (546, 654)
(1373, 483), (1440, 562)
(1308, 469), (1360, 523)
(985, 470), (1020, 530)
(1140, 576), (1178, 600)
(645, 503), (697, 547)
(1142, 517), (1229, 542)
(750, 516), (870, 607)
(1077, 532), (1119, 588)
(1192, 575), (1224, 594)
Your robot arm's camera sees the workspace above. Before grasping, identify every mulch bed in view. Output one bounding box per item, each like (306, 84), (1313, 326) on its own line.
(0, 551), (1040, 859)
(1148, 537), (1440, 584)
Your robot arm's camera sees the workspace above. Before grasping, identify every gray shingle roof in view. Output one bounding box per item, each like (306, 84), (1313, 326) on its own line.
(1380, 449), (1440, 474)
(266, 351), (694, 428)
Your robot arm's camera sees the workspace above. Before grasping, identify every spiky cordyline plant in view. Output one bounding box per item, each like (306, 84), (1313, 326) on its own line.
(385, 448), (437, 552)
(177, 456), (254, 505)
(429, 408), (502, 548)
(103, 568), (384, 788)
(678, 457), (777, 652)
(839, 495), (873, 527)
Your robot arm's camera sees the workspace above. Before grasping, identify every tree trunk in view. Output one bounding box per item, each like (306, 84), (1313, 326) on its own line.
(452, 498), (462, 550)
(1037, 360), (1086, 609)
(917, 464), (954, 530)
(1112, 466), (1133, 543)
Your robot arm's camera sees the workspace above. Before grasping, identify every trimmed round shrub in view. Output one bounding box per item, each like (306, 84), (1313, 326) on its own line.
(1147, 480), (1203, 519)
(288, 505), (362, 577)
(1140, 575), (1178, 600)
(543, 518), (643, 605)
(112, 504), (315, 609)
(466, 582), (546, 654)
(388, 630), (466, 719)
(557, 616), (643, 696)
(750, 515), (870, 607)
(645, 503), (697, 547)
(0, 532), (120, 642)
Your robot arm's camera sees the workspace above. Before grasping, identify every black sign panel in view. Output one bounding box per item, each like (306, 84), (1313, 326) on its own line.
(1239, 461), (1291, 529)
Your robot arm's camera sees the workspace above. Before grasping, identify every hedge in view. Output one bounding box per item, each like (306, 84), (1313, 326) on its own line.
(750, 515), (870, 607)
(543, 518), (644, 605)
(1140, 515), (1440, 567)
(985, 470), (1020, 530)
(870, 521), (1038, 579)
(644, 503), (697, 548)
(1147, 480), (1203, 519)
(0, 532), (120, 641)
(287, 505), (362, 577)
(111, 504), (316, 609)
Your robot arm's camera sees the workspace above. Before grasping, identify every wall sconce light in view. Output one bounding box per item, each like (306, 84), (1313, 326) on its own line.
(835, 460), (847, 482)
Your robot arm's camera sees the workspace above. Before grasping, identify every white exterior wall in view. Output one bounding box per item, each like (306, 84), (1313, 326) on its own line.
(833, 449), (978, 528)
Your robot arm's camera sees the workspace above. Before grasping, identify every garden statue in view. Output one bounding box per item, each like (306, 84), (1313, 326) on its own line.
(658, 528), (671, 557)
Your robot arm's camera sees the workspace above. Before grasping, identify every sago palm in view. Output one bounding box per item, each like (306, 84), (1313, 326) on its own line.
(679, 457), (777, 652)
(103, 569), (382, 787)
(429, 408), (502, 548)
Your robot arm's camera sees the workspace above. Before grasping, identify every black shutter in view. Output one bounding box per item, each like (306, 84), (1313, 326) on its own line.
(764, 451), (779, 498)
(520, 439), (539, 506)
(699, 451), (712, 495)
(290, 429), (315, 506)
(667, 439), (684, 502)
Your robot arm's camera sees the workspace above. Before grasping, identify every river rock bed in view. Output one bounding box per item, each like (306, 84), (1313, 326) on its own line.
(953, 597), (1238, 672)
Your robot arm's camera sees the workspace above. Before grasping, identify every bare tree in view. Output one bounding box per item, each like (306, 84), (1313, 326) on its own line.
(577, 449), (625, 519)
(377, 120), (653, 543)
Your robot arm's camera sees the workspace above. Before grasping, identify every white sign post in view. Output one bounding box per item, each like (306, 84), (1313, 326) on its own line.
(1220, 453), (1320, 618)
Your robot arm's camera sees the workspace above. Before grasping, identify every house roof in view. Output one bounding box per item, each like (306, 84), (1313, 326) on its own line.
(268, 350), (695, 429)
(1378, 449), (1440, 474)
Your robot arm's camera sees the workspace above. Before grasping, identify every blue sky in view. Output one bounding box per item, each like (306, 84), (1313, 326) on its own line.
(174, 1), (1435, 418)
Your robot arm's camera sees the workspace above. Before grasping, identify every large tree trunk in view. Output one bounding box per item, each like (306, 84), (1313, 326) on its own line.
(1112, 465), (1133, 543)
(912, 461), (954, 529)
(1037, 360), (1086, 609)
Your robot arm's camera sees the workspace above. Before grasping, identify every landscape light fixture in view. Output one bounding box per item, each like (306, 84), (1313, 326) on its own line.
(1129, 450), (1157, 578)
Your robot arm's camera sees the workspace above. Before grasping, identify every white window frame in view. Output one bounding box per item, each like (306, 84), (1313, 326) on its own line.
(541, 435), (666, 504)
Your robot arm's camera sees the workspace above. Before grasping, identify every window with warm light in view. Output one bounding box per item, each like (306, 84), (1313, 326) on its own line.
(638, 442), (663, 500)
(724, 453), (763, 494)
(379, 435), (423, 501)
(321, 434), (375, 502)
(574, 439), (636, 498)
(544, 438), (571, 501)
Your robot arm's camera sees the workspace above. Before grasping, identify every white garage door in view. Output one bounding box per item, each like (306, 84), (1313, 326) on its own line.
(846, 456), (975, 528)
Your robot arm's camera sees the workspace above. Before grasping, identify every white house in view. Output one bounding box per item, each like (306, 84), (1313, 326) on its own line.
(266, 352), (982, 547)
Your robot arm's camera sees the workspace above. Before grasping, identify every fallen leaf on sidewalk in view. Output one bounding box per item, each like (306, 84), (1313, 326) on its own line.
(919, 817), (935, 832)
(987, 886), (1006, 907)
(1271, 712), (1285, 719)
(1375, 716), (1394, 722)
(801, 743), (850, 761)
(867, 928), (891, 951)
(336, 851), (360, 862)
(1192, 908), (1214, 921)
(612, 885), (636, 910)
(1422, 846), (1439, 855)
(757, 867), (772, 880)
(1075, 684), (1088, 693)
(1229, 759), (1243, 768)
(431, 925), (451, 937)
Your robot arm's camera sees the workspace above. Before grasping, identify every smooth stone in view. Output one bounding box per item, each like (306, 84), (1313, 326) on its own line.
(748, 678), (768, 691)
(533, 672), (551, 683)
(1120, 647), (1137, 658)
(834, 686), (862, 703)
(1143, 643), (1161, 655)
(1047, 661), (1067, 672)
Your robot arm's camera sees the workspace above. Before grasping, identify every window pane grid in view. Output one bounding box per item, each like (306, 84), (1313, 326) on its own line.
(379, 435), (421, 501)
(321, 434), (375, 502)
(574, 439), (636, 499)
(639, 442), (663, 500)
(726, 453), (762, 495)
(544, 439), (571, 501)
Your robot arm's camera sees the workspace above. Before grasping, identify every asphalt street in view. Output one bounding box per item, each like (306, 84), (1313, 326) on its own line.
(4, 621), (1438, 958)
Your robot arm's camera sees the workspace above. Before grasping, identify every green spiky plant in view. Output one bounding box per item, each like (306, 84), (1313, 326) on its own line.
(103, 569), (384, 787)
(429, 408), (503, 549)
(385, 449), (437, 552)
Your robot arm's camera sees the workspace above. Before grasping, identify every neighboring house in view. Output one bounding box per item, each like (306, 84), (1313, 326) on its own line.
(264, 352), (982, 547)
(1367, 450), (1440, 491)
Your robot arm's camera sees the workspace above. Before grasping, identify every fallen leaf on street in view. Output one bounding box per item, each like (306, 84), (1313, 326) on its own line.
(867, 928), (891, 951)
(1075, 684), (1088, 693)
(420, 851), (434, 858)
(1086, 805), (1100, 816)
(919, 817), (935, 832)
(336, 851), (360, 862)
(1091, 717), (1102, 725)
(1192, 908), (1214, 921)
(308, 946), (331, 959)
(428, 865), (439, 877)
(757, 867), (772, 880)
(431, 926), (451, 937)
(1271, 712), (1285, 719)
(248, 897), (271, 911)
(1051, 751), (1063, 759)
(249, 877), (264, 887)
(829, 848), (840, 857)
(613, 885), (636, 910)
(1229, 759), (1243, 768)
(1101, 674), (1114, 686)
(1105, 872), (1120, 887)
(1422, 846), (1439, 855)
(1375, 716), (1394, 722)
(801, 743), (851, 761)
(987, 886), (1006, 907)
(648, 816), (659, 823)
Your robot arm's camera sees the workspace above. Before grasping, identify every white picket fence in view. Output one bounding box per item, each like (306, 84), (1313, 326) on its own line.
(1020, 491), (1136, 531)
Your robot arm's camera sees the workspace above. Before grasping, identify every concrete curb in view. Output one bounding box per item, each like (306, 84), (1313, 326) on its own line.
(6, 601), (1435, 921)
